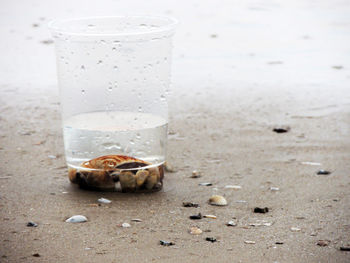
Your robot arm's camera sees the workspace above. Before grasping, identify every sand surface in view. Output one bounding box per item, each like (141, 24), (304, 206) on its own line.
(1, 0), (350, 262)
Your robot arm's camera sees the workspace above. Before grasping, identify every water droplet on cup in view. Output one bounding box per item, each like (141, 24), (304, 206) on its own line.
(160, 95), (166, 101)
(130, 140), (135, 145)
(113, 65), (118, 70)
(108, 86), (113, 92)
(138, 106), (142, 112)
(81, 65), (85, 70)
(97, 60), (103, 64)
(81, 89), (85, 94)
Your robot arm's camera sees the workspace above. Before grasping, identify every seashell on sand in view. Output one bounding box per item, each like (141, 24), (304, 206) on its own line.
(208, 195), (228, 206)
(65, 215), (87, 223)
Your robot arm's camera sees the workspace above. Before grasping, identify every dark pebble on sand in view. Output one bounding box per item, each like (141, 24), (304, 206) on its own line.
(275, 242), (284, 245)
(340, 247), (350, 251)
(27, 222), (38, 227)
(317, 170), (331, 175)
(32, 253), (40, 257)
(159, 240), (175, 246)
(273, 127), (290, 133)
(205, 237), (217, 243)
(317, 240), (330, 247)
(189, 213), (202, 220)
(254, 207), (269, 213)
(183, 202), (199, 208)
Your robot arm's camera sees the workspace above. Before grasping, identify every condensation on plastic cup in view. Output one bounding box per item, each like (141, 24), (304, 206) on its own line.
(49, 16), (177, 192)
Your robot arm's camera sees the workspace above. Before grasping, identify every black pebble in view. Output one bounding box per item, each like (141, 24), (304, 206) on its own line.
(183, 202), (199, 208)
(159, 240), (175, 246)
(317, 170), (331, 175)
(205, 237), (217, 243)
(254, 207), (269, 213)
(340, 247), (350, 251)
(32, 253), (40, 257)
(273, 127), (290, 133)
(27, 222), (38, 227)
(189, 213), (202, 220)
(275, 242), (284, 245)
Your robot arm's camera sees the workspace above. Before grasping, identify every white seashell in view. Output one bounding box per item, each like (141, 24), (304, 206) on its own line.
(121, 222), (131, 228)
(65, 215), (87, 223)
(290, 227), (301, 232)
(189, 226), (202, 235)
(203, 215), (217, 219)
(209, 195), (228, 206)
(249, 221), (272, 227)
(97, 198), (111, 204)
(224, 185), (242, 190)
(226, 220), (237, 226)
(244, 240), (256, 244)
(269, 187), (280, 191)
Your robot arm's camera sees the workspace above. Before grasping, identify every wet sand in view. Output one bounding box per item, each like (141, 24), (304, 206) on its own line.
(1, 0), (350, 262)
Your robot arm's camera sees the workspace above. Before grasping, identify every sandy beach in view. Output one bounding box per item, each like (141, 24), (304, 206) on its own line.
(1, 0), (350, 262)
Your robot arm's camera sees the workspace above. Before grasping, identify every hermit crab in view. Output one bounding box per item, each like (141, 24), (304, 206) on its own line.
(68, 155), (164, 192)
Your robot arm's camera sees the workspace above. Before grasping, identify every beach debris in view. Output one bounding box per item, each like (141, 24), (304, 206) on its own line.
(224, 185), (242, 190)
(48, 155), (57, 159)
(203, 215), (217, 219)
(290, 227), (301, 232)
(189, 213), (202, 220)
(209, 195), (227, 206)
(275, 242), (284, 245)
(273, 126), (290, 133)
(131, 219), (142, 222)
(88, 204), (100, 207)
(244, 240), (256, 244)
(205, 237), (217, 243)
(332, 65), (343, 70)
(32, 253), (40, 257)
(317, 170), (331, 175)
(301, 161), (321, 166)
(269, 187), (280, 191)
(183, 202), (199, 208)
(191, 170), (201, 178)
(164, 162), (177, 173)
(97, 198), (111, 204)
(226, 220), (237, 227)
(339, 246), (350, 251)
(26, 222), (38, 227)
(189, 226), (202, 235)
(121, 223), (131, 228)
(159, 240), (175, 246)
(317, 240), (330, 247)
(236, 200), (247, 203)
(84, 247), (92, 250)
(65, 215), (87, 223)
(199, 182), (212, 186)
(296, 216), (306, 220)
(249, 221), (272, 227)
(253, 207), (269, 213)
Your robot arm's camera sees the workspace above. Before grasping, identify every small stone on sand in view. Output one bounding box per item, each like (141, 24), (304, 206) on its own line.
(98, 198), (111, 204)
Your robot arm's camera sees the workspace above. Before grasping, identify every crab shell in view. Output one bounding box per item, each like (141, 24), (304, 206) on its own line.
(68, 155), (164, 191)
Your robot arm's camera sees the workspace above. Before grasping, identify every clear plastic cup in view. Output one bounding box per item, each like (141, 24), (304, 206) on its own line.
(49, 16), (177, 192)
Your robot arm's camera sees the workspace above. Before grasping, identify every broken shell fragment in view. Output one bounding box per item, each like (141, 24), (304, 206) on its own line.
(191, 170), (201, 178)
(65, 215), (87, 223)
(121, 222), (131, 228)
(198, 182), (212, 186)
(224, 185), (242, 190)
(97, 198), (111, 204)
(226, 220), (237, 226)
(290, 227), (301, 232)
(203, 215), (217, 219)
(119, 171), (136, 192)
(209, 195), (228, 206)
(189, 226), (203, 235)
(135, 169), (149, 188)
(244, 240), (256, 244)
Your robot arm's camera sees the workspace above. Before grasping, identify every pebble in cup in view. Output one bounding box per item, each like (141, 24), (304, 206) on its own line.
(49, 16), (176, 192)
